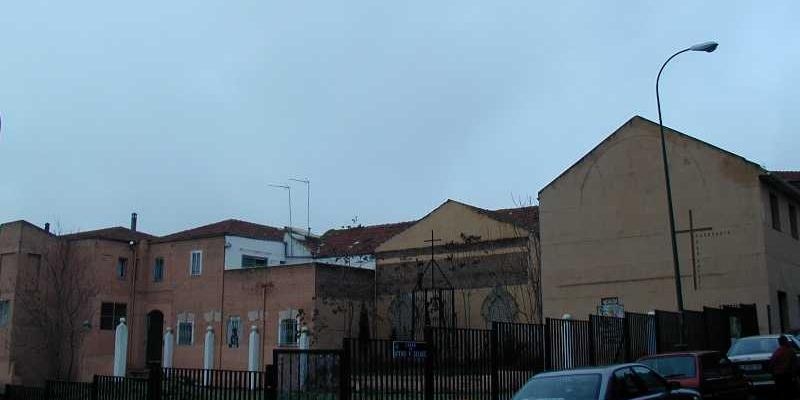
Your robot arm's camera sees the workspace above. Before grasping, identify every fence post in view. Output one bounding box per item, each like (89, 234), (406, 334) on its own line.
(148, 365), (162, 400)
(623, 313), (631, 362)
(424, 326), (434, 400)
(490, 322), (499, 400)
(587, 317), (596, 367)
(544, 319), (551, 371)
(44, 380), (52, 400)
(91, 375), (99, 400)
(265, 364), (276, 400)
(340, 340), (351, 400)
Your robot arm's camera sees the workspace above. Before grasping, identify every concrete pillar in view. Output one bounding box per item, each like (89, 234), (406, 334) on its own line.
(113, 318), (128, 377)
(561, 314), (574, 370)
(647, 311), (657, 355)
(203, 325), (214, 385)
(299, 326), (310, 389)
(248, 325), (261, 389)
(163, 327), (174, 369)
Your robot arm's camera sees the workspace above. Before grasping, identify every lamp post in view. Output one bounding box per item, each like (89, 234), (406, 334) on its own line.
(656, 41), (718, 346)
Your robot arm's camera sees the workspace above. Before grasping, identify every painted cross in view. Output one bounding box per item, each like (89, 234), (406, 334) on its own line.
(675, 210), (713, 290)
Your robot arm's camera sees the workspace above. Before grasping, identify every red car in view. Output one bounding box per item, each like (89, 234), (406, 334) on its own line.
(638, 351), (751, 400)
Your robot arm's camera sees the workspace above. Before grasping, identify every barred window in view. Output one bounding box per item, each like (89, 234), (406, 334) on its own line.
(227, 316), (241, 348)
(178, 321), (194, 346)
(279, 318), (298, 346)
(190, 251), (202, 276)
(116, 258), (128, 280)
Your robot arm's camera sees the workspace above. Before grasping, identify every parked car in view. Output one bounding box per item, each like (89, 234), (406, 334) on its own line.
(726, 334), (800, 389)
(512, 363), (701, 400)
(638, 351), (751, 399)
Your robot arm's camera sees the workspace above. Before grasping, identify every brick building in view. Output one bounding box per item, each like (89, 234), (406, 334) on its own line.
(0, 217), (375, 386)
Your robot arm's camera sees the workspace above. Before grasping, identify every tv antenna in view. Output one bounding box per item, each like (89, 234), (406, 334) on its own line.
(268, 183), (293, 256)
(289, 178), (310, 234)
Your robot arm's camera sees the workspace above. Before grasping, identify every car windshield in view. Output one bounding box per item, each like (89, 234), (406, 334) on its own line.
(513, 374), (601, 400)
(728, 337), (779, 356)
(639, 356), (696, 379)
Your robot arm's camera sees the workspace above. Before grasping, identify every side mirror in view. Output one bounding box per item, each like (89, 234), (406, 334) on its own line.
(720, 358), (732, 366)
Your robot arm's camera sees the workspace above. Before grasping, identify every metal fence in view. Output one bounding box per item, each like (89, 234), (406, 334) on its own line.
(3, 305), (760, 400)
(274, 349), (341, 399)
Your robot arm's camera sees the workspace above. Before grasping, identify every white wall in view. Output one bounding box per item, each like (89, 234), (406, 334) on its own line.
(224, 236), (286, 270)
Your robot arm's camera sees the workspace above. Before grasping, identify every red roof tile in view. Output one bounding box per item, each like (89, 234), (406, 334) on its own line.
(774, 171), (800, 190)
(316, 221), (415, 257)
(154, 219), (284, 243)
(487, 206), (539, 232)
(62, 227), (155, 242)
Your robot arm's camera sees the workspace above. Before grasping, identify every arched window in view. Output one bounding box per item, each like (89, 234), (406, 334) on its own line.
(481, 287), (518, 326)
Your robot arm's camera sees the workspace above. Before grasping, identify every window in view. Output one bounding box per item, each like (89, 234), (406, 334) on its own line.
(632, 366), (667, 395)
(241, 255), (267, 268)
(227, 316), (241, 348)
(638, 355), (696, 379)
(790, 204), (798, 240)
(100, 302), (127, 330)
(771, 193), (781, 231)
(153, 257), (164, 282)
(279, 318), (298, 346)
(178, 321), (194, 345)
(116, 257), (128, 280)
(0, 300), (10, 327)
(190, 251), (202, 276)
(611, 367), (642, 399)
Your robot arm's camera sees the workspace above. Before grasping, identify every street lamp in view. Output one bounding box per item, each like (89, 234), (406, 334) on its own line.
(656, 41), (718, 346)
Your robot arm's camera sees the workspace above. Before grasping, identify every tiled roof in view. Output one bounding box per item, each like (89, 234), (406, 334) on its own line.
(486, 206), (539, 232)
(316, 221), (415, 257)
(774, 171), (800, 190)
(154, 219), (284, 243)
(62, 227), (155, 243)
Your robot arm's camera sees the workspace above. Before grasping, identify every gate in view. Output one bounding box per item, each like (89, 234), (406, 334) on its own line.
(274, 349), (342, 399)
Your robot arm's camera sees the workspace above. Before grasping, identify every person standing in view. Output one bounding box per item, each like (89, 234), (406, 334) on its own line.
(770, 335), (797, 400)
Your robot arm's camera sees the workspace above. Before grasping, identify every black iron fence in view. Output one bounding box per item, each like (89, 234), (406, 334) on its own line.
(4, 305), (759, 400)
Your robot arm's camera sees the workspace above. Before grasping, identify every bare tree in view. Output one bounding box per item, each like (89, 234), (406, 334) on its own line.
(16, 237), (97, 380)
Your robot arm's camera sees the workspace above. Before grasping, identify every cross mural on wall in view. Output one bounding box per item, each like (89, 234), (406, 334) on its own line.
(675, 209), (713, 290)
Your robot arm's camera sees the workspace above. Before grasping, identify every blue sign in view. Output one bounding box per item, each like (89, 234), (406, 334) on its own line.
(392, 341), (427, 359)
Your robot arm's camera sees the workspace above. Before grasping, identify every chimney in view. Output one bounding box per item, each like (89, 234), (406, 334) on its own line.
(130, 213), (138, 232)
(44, 222), (50, 233)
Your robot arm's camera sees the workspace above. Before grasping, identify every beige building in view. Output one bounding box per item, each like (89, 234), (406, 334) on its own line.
(374, 200), (540, 339)
(539, 116), (800, 334)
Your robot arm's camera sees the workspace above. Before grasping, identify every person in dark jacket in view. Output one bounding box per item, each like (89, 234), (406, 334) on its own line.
(770, 335), (797, 400)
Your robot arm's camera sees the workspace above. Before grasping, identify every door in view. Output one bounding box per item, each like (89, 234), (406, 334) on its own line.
(146, 310), (164, 366)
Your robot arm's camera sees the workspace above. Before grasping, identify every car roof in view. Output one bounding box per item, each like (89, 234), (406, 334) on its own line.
(639, 350), (718, 359)
(535, 363), (643, 379)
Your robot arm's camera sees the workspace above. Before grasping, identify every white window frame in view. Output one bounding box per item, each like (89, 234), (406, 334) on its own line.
(190, 250), (203, 276)
(177, 321), (194, 346)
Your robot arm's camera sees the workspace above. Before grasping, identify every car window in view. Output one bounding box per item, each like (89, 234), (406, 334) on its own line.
(701, 353), (734, 379)
(512, 374), (601, 400)
(611, 368), (643, 400)
(728, 337), (779, 356)
(639, 355), (696, 379)
(632, 366), (667, 394)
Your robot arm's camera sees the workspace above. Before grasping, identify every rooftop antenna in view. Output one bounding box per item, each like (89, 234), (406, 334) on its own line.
(289, 178), (310, 234)
(268, 183), (293, 257)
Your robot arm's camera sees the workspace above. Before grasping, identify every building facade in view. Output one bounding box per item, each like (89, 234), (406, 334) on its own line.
(539, 116), (800, 333)
(373, 200), (540, 339)
(0, 218), (374, 386)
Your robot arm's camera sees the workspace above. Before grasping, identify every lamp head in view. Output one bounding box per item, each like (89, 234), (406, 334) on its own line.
(689, 41), (718, 53)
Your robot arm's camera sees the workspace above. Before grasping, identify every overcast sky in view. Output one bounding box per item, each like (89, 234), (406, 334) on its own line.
(1, 1), (798, 236)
